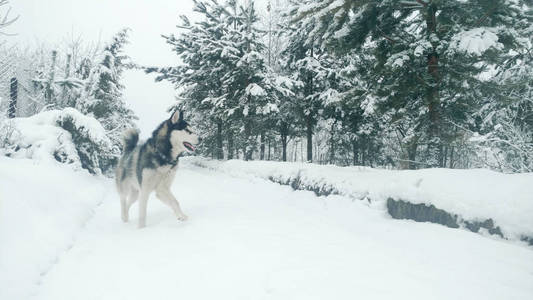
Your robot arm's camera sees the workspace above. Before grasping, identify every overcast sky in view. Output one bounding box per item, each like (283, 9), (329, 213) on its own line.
(5, 0), (198, 137)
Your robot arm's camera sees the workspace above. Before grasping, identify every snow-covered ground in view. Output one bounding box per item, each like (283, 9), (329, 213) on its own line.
(190, 158), (533, 243)
(0, 157), (110, 300)
(1, 157), (533, 300)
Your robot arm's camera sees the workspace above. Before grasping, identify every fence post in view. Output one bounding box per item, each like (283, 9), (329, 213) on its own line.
(8, 77), (17, 118)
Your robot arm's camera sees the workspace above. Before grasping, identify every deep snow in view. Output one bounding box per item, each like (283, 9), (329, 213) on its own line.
(1, 157), (532, 300)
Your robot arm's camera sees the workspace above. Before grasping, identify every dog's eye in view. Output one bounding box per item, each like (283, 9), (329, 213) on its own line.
(185, 128), (193, 134)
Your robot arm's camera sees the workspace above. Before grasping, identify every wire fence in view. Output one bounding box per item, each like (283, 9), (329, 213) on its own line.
(0, 45), (16, 117)
(0, 45), (45, 118)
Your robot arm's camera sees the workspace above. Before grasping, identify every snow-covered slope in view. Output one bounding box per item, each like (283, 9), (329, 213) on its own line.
(188, 158), (533, 244)
(0, 158), (111, 300)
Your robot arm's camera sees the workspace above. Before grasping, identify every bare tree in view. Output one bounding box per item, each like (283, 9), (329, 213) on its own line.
(0, 0), (18, 36)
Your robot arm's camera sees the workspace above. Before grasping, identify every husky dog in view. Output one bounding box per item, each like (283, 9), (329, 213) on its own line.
(115, 110), (200, 228)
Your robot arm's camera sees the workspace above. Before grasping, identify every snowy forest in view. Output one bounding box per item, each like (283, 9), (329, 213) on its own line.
(148, 0), (533, 172)
(1, 0), (532, 173)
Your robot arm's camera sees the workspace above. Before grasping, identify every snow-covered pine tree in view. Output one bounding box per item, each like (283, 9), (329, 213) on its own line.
(283, 1), (351, 163)
(78, 28), (137, 171)
(220, 0), (285, 160)
(151, 0), (287, 161)
(293, 0), (533, 168)
(148, 0), (230, 159)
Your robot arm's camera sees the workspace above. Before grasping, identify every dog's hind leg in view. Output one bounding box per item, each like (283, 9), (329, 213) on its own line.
(126, 188), (139, 210)
(120, 193), (128, 222)
(121, 188), (138, 223)
(138, 189), (150, 228)
(156, 188), (188, 221)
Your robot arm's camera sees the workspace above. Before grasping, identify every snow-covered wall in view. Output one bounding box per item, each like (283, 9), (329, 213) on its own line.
(187, 157), (533, 245)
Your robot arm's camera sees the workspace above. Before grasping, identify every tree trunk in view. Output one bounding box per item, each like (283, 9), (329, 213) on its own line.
(426, 3), (441, 168)
(329, 137), (335, 164)
(304, 45), (315, 163)
(329, 122), (336, 164)
(272, 141), (277, 161)
(361, 139), (367, 166)
(440, 146), (450, 168)
(352, 140), (357, 166)
(45, 50), (57, 106)
(280, 121), (288, 162)
(407, 141), (418, 170)
(449, 146), (455, 169)
(215, 120), (224, 159)
(267, 139), (271, 161)
(227, 131), (234, 160)
(293, 141), (298, 162)
(300, 140), (304, 162)
(244, 121), (252, 161)
(306, 115), (313, 162)
(260, 131), (265, 160)
(61, 54), (72, 107)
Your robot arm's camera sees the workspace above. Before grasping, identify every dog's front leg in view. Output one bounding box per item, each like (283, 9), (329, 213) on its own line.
(138, 189), (150, 228)
(156, 188), (188, 221)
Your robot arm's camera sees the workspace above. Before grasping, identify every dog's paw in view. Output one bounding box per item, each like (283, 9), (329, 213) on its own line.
(138, 221), (146, 229)
(177, 214), (188, 221)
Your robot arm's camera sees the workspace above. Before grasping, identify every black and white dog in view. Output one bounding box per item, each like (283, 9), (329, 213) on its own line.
(115, 110), (199, 228)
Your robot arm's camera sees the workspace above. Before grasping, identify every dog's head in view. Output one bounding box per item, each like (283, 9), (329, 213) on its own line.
(167, 110), (200, 156)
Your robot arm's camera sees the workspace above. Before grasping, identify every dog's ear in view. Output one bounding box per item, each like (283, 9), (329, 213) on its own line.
(170, 110), (183, 124)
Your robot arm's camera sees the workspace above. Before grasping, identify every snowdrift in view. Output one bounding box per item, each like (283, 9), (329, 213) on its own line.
(0, 157), (111, 300)
(187, 157), (533, 245)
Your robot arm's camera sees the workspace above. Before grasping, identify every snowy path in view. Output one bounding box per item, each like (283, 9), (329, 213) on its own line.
(33, 164), (533, 300)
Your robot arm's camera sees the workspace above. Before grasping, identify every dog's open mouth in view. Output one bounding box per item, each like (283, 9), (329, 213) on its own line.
(183, 142), (196, 152)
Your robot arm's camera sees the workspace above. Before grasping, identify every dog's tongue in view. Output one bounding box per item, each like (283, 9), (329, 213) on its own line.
(184, 142), (196, 151)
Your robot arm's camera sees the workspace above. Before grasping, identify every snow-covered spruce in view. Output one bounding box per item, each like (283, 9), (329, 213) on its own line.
(188, 157), (533, 245)
(0, 107), (115, 174)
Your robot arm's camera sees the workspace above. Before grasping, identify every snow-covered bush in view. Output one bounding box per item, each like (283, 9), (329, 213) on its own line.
(470, 122), (533, 173)
(55, 108), (117, 173)
(0, 115), (17, 150)
(0, 30), (135, 169)
(0, 108), (115, 174)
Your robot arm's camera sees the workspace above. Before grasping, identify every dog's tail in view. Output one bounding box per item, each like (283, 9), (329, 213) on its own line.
(122, 128), (139, 153)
